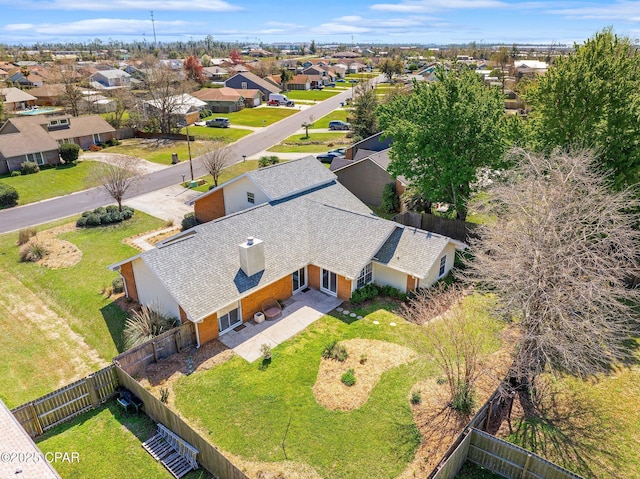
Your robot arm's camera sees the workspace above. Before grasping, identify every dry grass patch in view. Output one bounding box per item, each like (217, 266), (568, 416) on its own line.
(20, 223), (82, 269)
(229, 456), (323, 479)
(313, 338), (416, 411)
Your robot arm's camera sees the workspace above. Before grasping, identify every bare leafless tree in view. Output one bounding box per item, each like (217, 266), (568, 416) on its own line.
(404, 284), (499, 415)
(51, 61), (83, 116)
(463, 149), (640, 416)
(104, 87), (134, 129)
(95, 156), (141, 211)
(201, 142), (232, 187)
(144, 58), (193, 134)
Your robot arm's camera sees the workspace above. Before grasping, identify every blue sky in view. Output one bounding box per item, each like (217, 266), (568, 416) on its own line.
(0, 0), (637, 46)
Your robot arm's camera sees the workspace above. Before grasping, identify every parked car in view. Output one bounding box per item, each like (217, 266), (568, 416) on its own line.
(326, 82), (336, 87)
(336, 79), (346, 83)
(348, 79), (358, 83)
(328, 147), (346, 156)
(316, 151), (344, 164)
(206, 117), (230, 128)
(311, 84), (324, 90)
(268, 93), (295, 107)
(328, 120), (351, 131)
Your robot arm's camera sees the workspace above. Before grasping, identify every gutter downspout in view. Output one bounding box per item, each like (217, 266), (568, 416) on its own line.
(194, 321), (201, 348)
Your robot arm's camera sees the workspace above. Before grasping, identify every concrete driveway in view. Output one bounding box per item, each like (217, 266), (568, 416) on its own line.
(219, 288), (342, 362)
(124, 184), (199, 225)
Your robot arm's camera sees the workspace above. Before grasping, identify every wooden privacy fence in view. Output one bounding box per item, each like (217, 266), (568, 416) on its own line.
(431, 429), (584, 479)
(12, 365), (119, 437)
(393, 211), (477, 243)
(115, 365), (249, 479)
(113, 322), (197, 376)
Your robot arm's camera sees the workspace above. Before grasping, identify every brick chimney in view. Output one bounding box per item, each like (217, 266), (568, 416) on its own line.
(239, 237), (265, 277)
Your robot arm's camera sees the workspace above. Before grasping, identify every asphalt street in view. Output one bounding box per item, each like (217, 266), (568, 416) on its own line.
(0, 78), (380, 234)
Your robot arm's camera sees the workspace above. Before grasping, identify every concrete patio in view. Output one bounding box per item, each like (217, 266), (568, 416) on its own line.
(219, 288), (342, 362)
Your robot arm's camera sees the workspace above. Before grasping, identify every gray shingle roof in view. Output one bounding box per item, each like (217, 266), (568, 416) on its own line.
(246, 156), (336, 200)
(374, 226), (449, 278)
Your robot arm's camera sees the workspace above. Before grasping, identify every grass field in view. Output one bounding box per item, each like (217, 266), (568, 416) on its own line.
(284, 89), (341, 101)
(0, 213), (165, 407)
(267, 132), (350, 153)
(312, 109), (349, 129)
(506, 340), (640, 479)
(202, 107), (297, 127)
(0, 162), (103, 206)
(174, 302), (503, 479)
(180, 126), (252, 142)
(190, 160), (260, 192)
(101, 139), (205, 165)
(37, 401), (209, 479)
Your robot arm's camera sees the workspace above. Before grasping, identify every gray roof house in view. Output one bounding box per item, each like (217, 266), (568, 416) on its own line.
(109, 157), (461, 346)
(224, 71), (280, 99)
(89, 69), (131, 89)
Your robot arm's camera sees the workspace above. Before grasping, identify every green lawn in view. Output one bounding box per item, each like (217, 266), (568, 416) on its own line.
(202, 108), (297, 127)
(312, 109), (349, 129)
(190, 160), (260, 192)
(174, 302), (502, 479)
(180, 126), (252, 142)
(101, 139), (206, 165)
(37, 401), (209, 479)
(0, 213), (166, 374)
(506, 339), (640, 479)
(267, 132), (350, 153)
(0, 162), (103, 206)
(284, 89), (341, 101)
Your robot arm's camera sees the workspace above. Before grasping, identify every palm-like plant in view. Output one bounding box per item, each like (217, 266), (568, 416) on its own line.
(123, 305), (178, 350)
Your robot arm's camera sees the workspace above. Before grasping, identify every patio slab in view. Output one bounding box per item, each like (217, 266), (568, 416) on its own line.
(219, 288), (342, 362)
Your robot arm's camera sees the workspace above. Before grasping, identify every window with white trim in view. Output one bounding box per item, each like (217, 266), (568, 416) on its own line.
(247, 192), (255, 203)
(241, 81), (247, 89)
(93, 133), (101, 144)
(356, 263), (373, 289)
(25, 152), (45, 165)
(438, 255), (447, 277)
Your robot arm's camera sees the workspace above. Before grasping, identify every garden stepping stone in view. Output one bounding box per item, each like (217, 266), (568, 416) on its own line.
(350, 313), (356, 317)
(372, 320), (380, 325)
(343, 310), (350, 315)
(357, 316), (363, 319)
(336, 307), (343, 312)
(389, 322), (397, 327)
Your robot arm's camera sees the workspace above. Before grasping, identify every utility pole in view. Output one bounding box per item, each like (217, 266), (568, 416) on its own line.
(150, 11), (157, 47)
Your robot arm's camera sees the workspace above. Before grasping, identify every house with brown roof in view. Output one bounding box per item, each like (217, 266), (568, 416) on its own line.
(0, 114), (115, 174)
(0, 87), (37, 112)
(202, 66), (229, 81)
(28, 84), (66, 106)
(224, 71), (280, 100)
(266, 74), (311, 91)
(192, 87), (246, 113)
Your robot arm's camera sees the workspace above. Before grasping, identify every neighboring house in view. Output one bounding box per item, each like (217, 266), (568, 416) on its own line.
(347, 62), (367, 73)
(333, 51), (360, 59)
(0, 87), (37, 112)
(144, 93), (207, 126)
(265, 74), (310, 91)
(160, 59), (184, 70)
(202, 66), (229, 81)
(332, 149), (407, 207)
(225, 71), (280, 100)
(109, 157), (460, 346)
(79, 90), (117, 113)
(302, 66), (336, 84)
(7, 68), (44, 88)
(0, 68), (8, 81)
(344, 131), (392, 160)
(90, 69), (131, 89)
(0, 114), (115, 174)
(28, 84), (66, 106)
(191, 87), (245, 113)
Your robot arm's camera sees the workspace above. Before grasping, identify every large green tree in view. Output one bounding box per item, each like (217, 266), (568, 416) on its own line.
(349, 83), (379, 141)
(378, 66), (507, 220)
(526, 28), (640, 187)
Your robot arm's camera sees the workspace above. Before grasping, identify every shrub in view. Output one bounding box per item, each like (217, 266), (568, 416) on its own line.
(19, 242), (47, 262)
(410, 390), (422, 405)
(112, 277), (124, 294)
(379, 284), (407, 301)
(59, 143), (80, 164)
(105, 138), (120, 147)
(0, 183), (19, 207)
(123, 305), (178, 350)
(341, 369), (356, 386)
(381, 183), (399, 213)
(89, 144), (103, 152)
(20, 161), (40, 175)
(200, 109), (212, 119)
(258, 155), (280, 168)
(17, 227), (37, 245)
(322, 340), (348, 361)
(451, 381), (475, 415)
(359, 353), (367, 365)
(350, 283), (379, 304)
(76, 206), (134, 227)
(182, 212), (198, 231)
(260, 344), (272, 360)
(10, 171), (21, 177)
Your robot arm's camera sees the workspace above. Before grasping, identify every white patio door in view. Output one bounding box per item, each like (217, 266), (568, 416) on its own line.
(292, 267), (307, 294)
(321, 268), (337, 296)
(218, 302), (242, 334)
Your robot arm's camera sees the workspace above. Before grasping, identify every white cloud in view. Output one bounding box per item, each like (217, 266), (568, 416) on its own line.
(547, 1), (640, 20)
(2, 0), (242, 12)
(3, 18), (191, 35)
(371, 0), (507, 13)
(334, 15), (363, 22)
